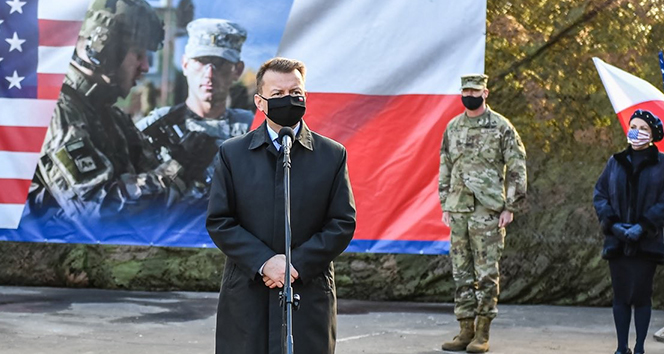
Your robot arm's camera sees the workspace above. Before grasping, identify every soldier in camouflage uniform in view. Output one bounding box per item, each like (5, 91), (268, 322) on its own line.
(32, 0), (192, 220)
(439, 74), (527, 353)
(136, 18), (253, 200)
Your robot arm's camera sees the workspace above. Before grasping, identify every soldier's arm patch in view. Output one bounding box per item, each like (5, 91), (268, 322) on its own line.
(50, 138), (113, 192)
(39, 137), (114, 216)
(63, 140), (98, 173)
(74, 156), (97, 173)
(62, 139), (103, 174)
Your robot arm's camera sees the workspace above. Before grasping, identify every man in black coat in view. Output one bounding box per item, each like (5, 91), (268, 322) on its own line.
(206, 57), (356, 354)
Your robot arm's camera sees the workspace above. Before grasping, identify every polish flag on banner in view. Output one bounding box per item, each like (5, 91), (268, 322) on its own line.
(593, 57), (664, 151)
(0, 1), (88, 229)
(269, 1), (487, 254)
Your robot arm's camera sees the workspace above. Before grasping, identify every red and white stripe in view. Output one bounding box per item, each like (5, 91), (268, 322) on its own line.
(594, 57), (664, 150)
(267, 1), (486, 247)
(0, 1), (87, 229)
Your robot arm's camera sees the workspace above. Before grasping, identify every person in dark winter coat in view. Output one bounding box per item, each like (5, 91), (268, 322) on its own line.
(594, 109), (664, 354)
(206, 57), (356, 354)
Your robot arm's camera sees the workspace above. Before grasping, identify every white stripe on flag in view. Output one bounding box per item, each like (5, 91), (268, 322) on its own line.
(38, 0), (89, 21)
(0, 204), (25, 229)
(38, 46), (76, 74)
(0, 98), (56, 127)
(593, 57), (664, 113)
(0, 151), (41, 179)
(279, 0), (486, 95)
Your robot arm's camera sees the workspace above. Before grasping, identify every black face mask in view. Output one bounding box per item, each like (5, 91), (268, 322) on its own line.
(260, 95), (306, 127)
(461, 95), (484, 110)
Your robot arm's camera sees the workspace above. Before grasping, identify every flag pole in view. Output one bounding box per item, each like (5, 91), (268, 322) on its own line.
(653, 51), (664, 344)
(658, 51), (664, 91)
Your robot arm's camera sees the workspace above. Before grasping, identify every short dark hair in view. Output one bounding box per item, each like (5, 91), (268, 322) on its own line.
(256, 57), (306, 94)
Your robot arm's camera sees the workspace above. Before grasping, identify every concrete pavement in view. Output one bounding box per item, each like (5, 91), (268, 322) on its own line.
(1, 286), (663, 354)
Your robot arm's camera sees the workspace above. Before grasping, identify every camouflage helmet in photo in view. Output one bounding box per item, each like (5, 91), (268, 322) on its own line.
(78, 0), (164, 74)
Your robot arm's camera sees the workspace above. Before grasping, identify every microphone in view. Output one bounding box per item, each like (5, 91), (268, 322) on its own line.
(278, 127), (295, 150)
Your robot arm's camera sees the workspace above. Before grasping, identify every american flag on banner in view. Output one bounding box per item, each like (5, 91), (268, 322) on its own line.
(0, 0), (88, 229)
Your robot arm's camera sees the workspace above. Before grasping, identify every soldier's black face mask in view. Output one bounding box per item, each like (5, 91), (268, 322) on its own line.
(461, 95), (484, 110)
(259, 94), (306, 127)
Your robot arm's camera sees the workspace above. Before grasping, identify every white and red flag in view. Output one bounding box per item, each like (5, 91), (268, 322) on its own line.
(273, 0), (487, 253)
(0, 1), (87, 228)
(593, 57), (664, 150)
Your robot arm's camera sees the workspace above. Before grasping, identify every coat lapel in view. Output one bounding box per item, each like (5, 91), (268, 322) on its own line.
(249, 121), (280, 156)
(295, 121), (314, 151)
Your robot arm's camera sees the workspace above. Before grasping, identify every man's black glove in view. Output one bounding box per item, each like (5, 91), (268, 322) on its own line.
(624, 224), (644, 242)
(611, 223), (630, 241)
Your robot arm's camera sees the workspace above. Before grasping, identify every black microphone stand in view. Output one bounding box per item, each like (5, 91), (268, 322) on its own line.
(279, 127), (300, 354)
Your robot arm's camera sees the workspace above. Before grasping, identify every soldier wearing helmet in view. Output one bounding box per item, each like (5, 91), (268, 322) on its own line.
(136, 18), (253, 200)
(31, 0), (194, 220)
(73, 0), (164, 99)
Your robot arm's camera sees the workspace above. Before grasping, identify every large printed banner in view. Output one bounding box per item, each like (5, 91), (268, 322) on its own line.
(0, 0), (486, 255)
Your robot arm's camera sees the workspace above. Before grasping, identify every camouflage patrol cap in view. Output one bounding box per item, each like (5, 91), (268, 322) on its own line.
(460, 74), (489, 90)
(185, 18), (247, 63)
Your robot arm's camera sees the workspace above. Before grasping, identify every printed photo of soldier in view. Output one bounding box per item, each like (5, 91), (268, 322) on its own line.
(29, 0), (191, 221)
(136, 18), (253, 200)
(6, 0), (293, 246)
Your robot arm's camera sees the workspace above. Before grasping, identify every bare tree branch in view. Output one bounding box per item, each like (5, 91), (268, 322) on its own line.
(490, 0), (624, 85)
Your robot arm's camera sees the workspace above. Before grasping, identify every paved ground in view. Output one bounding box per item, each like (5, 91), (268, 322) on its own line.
(1, 286), (664, 354)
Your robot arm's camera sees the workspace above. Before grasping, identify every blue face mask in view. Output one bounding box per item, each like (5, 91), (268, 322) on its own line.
(627, 128), (651, 147)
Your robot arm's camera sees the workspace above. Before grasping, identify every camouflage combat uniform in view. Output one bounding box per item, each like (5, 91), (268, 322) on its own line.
(33, 65), (185, 219)
(438, 105), (527, 320)
(136, 104), (253, 198)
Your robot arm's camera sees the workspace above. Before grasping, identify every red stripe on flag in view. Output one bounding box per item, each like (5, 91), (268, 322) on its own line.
(0, 179), (32, 204)
(617, 100), (664, 151)
(0, 126), (48, 152)
(37, 73), (65, 100)
(38, 19), (82, 47)
(252, 93), (464, 242)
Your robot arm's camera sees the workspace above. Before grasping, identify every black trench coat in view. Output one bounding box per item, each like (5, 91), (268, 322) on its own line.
(206, 120), (356, 354)
(593, 145), (664, 263)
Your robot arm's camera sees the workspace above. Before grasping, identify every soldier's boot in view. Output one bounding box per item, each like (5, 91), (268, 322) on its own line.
(442, 318), (475, 351)
(466, 316), (492, 353)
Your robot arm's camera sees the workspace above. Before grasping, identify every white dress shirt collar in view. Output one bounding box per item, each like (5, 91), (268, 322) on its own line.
(267, 122), (301, 150)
